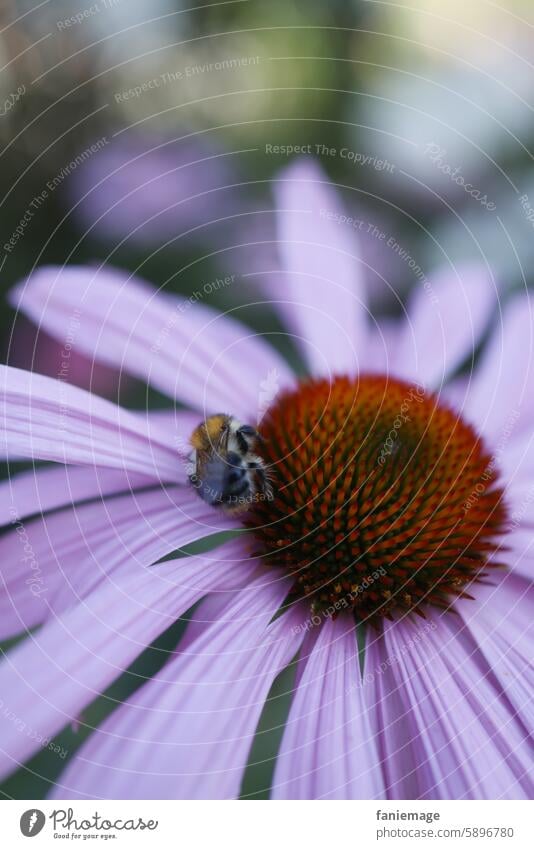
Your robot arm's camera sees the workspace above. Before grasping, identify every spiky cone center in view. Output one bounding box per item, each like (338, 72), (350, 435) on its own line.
(246, 374), (507, 622)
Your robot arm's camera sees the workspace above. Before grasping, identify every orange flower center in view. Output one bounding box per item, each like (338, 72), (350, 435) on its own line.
(246, 375), (507, 621)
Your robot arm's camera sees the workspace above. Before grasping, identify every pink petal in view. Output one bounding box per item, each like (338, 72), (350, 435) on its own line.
(499, 432), (534, 489)
(393, 266), (496, 389)
(273, 159), (367, 376)
(0, 365), (179, 480)
(0, 410), (203, 525)
(363, 319), (403, 375)
(465, 294), (534, 440)
(0, 409), (200, 527)
(11, 266), (295, 420)
(381, 613), (532, 799)
(0, 486), (237, 638)
(0, 538), (256, 778)
(50, 578), (301, 799)
(495, 530), (533, 581)
(455, 573), (534, 731)
(497, 482), (534, 581)
(365, 629), (423, 798)
(271, 616), (385, 799)
(0, 465), (150, 526)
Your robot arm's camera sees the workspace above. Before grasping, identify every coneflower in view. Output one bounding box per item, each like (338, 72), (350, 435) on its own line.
(0, 160), (531, 800)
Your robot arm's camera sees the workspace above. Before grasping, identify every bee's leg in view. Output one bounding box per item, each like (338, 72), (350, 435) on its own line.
(249, 462), (273, 500)
(236, 424), (263, 453)
(247, 460), (259, 495)
(235, 430), (249, 454)
(262, 474), (274, 500)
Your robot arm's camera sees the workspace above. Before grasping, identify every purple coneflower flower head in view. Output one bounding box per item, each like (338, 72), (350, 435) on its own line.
(0, 159), (532, 800)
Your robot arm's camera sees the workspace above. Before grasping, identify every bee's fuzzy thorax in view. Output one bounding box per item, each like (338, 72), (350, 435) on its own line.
(190, 414), (230, 452)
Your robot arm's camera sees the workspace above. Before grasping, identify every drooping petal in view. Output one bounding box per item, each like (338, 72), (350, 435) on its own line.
(11, 266), (295, 420)
(489, 465), (534, 583)
(0, 486), (237, 639)
(499, 431), (534, 490)
(273, 159), (367, 377)
(0, 538), (256, 778)
(504, 530), (534, 581)
(0, 409), (202, 526)
(0, 465), (150, 526)
(50, 579), (302, 799)
(393, 266), (496, 389)
(271, 616), (385, 799)
(455, 573), (534, 732)
(0, 365), (179, 480)
(365, 628), (423, 799)
(465, 294), (534, 440)
(381, 612), (532, 799)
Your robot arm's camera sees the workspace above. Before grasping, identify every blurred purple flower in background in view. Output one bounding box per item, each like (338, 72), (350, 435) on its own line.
(66, 129), (279, 286)
(67, 131), (243, 248)
(0, 161), (531, 800)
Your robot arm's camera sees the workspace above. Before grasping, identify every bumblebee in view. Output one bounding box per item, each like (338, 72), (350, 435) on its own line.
(188, 414), (273, 512)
